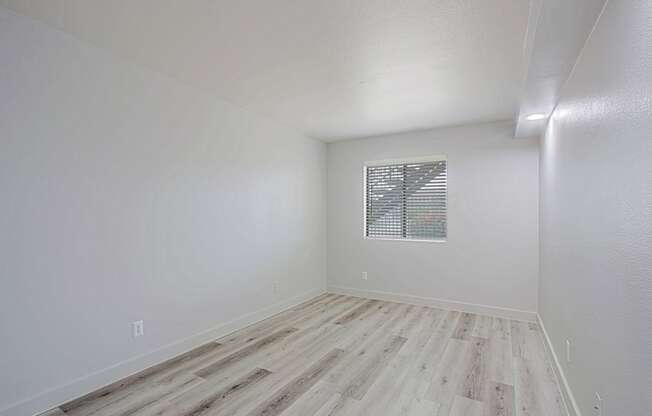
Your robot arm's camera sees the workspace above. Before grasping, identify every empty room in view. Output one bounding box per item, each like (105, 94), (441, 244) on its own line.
(1, 1), (651, 415)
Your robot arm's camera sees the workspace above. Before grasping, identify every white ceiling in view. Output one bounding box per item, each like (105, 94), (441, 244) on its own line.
(1, 0), (531, 141)
(514, 0), (607, 138)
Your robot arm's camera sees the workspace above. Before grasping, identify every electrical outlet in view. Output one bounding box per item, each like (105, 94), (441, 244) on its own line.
(566, 339), (572, 363)
(593, 392), (603, 416)
(133, 320), (144, 338)
(361, 272), (368, 280)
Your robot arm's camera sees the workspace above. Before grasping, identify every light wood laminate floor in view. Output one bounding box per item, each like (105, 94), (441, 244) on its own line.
(42, 294), (568, 416)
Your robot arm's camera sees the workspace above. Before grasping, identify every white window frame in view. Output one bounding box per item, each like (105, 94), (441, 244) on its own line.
(363, 155), (448, 243)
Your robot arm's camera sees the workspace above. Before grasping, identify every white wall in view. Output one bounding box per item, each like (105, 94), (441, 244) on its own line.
(0, 8), (326, 416)
(539, 1), (652, 415)
(327, 122), (539, 316)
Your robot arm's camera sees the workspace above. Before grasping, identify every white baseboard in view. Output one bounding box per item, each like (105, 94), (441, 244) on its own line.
(537, 314), (582, 416)
(1, 288), (325, 416)
(327, 285), (537, 322)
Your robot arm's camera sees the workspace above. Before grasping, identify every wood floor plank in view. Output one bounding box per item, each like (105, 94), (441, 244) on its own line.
(510, 321), (556, 383)
(214, 368), (318, 416)
(457, 337), (488, 401)
(178, 326), (329, 400)
(278, 381), (337, 416)
(452, 313), (477, 341)
(471, 315), (493, 339)
(60, 342), (223, 415)
(450, 396), (484, 416)
(333, 299), (379, 325)
(127, 399), (186, 416)
(244, 348), (346, 416)
(295, 297), (367, 330)
(510, 322), (546, 363)
(212, 295), (337, 350)
(352, 354), (415, 416)
(326, 302), (403, 380)
(311, 393), (346, 416)
(172, 368), (271, 416)
(385, 374), (430, 416)
(290, 296), (359, 328)
(492, 318), (511, 342)
(284, 294), (330, 314)
(485, 381), (515, 416)
(334, 301), (404, 351)
(77, 374), (205, 416)
(165, 329), (306, 404)
(412, 310), (461, 382)
(426, 338), (471, 414)
(487, 320), (514, 386)
(327, 331), (388, 385)
(62, 360), (214, 416)
(400, 307), (445, 357)
(514, 357), (567, 416)
(287, 294), (349, 318)
(281, 296), (350, 325)
(39, 409), (66, 416)
(258, 324), (339, 367)
(290, 293), (337, 312)
(394, 305), (426, 338)
(337, 335), (407, 399)
(195, 328), (297, 379)
(509, 320), (528, 360)
(45, 296), (568, 416)
(314, 394), (361, 416)
(405, 397), (442, 416)
(263, 325), (347, 373)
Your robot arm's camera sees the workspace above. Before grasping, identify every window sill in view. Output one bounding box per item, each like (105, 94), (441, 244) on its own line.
(364, 237), (447, 244)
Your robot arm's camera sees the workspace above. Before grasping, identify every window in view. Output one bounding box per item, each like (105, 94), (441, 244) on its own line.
(364, 156), (447, 241)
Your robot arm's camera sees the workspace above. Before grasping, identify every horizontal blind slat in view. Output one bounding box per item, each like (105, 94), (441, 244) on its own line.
(366, 159), (447, 240)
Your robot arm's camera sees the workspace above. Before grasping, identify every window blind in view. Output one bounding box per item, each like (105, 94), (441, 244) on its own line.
(365, 158), (447, 241)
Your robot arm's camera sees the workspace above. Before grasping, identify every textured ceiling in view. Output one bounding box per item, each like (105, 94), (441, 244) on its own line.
(1, 0), (531, 141)
(515, 0), (607, 138)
